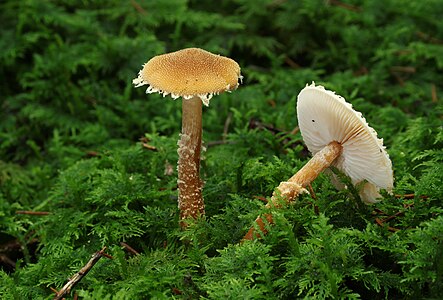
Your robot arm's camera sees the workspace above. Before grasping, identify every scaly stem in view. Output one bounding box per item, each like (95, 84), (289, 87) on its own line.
(242, 141), (342, 240)
(177, 96), (204, 228)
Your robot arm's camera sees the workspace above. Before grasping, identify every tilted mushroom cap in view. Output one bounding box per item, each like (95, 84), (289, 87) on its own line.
(133, 48), (242, 106)
(297, 83), (394, 203)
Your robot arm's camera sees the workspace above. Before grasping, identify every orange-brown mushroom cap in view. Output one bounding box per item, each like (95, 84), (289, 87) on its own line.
(133, 48), (242, 106)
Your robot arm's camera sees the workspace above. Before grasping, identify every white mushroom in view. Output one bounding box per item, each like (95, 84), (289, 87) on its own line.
(243, 83), (393, 240)
(133, 48), (242, 228)
(296, 83), (393, 203)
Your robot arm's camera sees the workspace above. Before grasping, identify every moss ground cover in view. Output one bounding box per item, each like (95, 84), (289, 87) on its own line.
(1, 0), (442, 299)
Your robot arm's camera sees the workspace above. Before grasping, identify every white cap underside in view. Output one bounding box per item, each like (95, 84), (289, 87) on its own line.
(297, 83), (394, 203)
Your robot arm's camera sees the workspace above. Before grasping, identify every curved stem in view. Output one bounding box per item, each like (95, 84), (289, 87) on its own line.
(177, 96), (204, 228)
(242, 141), (342, 241)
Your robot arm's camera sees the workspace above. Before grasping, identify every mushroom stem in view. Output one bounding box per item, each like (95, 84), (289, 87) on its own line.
(242, 141), (342, 241)
(177, 96), (204, 228)
(272, 141), (343, 204)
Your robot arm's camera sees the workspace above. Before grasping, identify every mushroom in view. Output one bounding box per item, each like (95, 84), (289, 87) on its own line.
(133, 48), (242, 228)
(243, 83), (393, 240)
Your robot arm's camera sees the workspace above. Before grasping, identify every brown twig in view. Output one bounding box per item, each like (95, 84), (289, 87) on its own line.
(101, 252), (114, 260)
(395, 193), (428, 199)
(253, 196), (268, 203)
(395, 193), (414, 199)
(172, 287), (183, 295)
(85, 151), (99, 157)
(431, 84), (438, 103)
(390, 66), (416, 86)
(416, 31), (443, 45)
(375, 218), (399, 232)
(390, 66), (416, 74)
(268, 0), (287, 7)
(372, 208), (387, 216)
(327, 0), (361, 12)
(395, 49), (414, 56)
(380, 203), (414, 224)
(267, 99), (277, 108)
(16, 210), (50, 215)
(139, 137), (158, 151)
(375, 218), (384, 227)
(307, 184), (319, 215)
(142, 143), (157, 151)
(53, 247), (111, 300)
(242, 213), (274, 241)
(120, 242), (140, 256)
(249, 119), (281, 134)
(130, 0), (147, 15)
(222, 112), (233, 143)
(380, 211), (404, 224)
(284, 56), (300, 69)
(290, 126), (299, 135)
(307, 184), (317, 200)
(374, 203), (415, 232)
(391, 72), (404, 86)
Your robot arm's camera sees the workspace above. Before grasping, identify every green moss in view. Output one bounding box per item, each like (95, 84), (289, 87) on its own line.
(1, 0), (442, 298)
